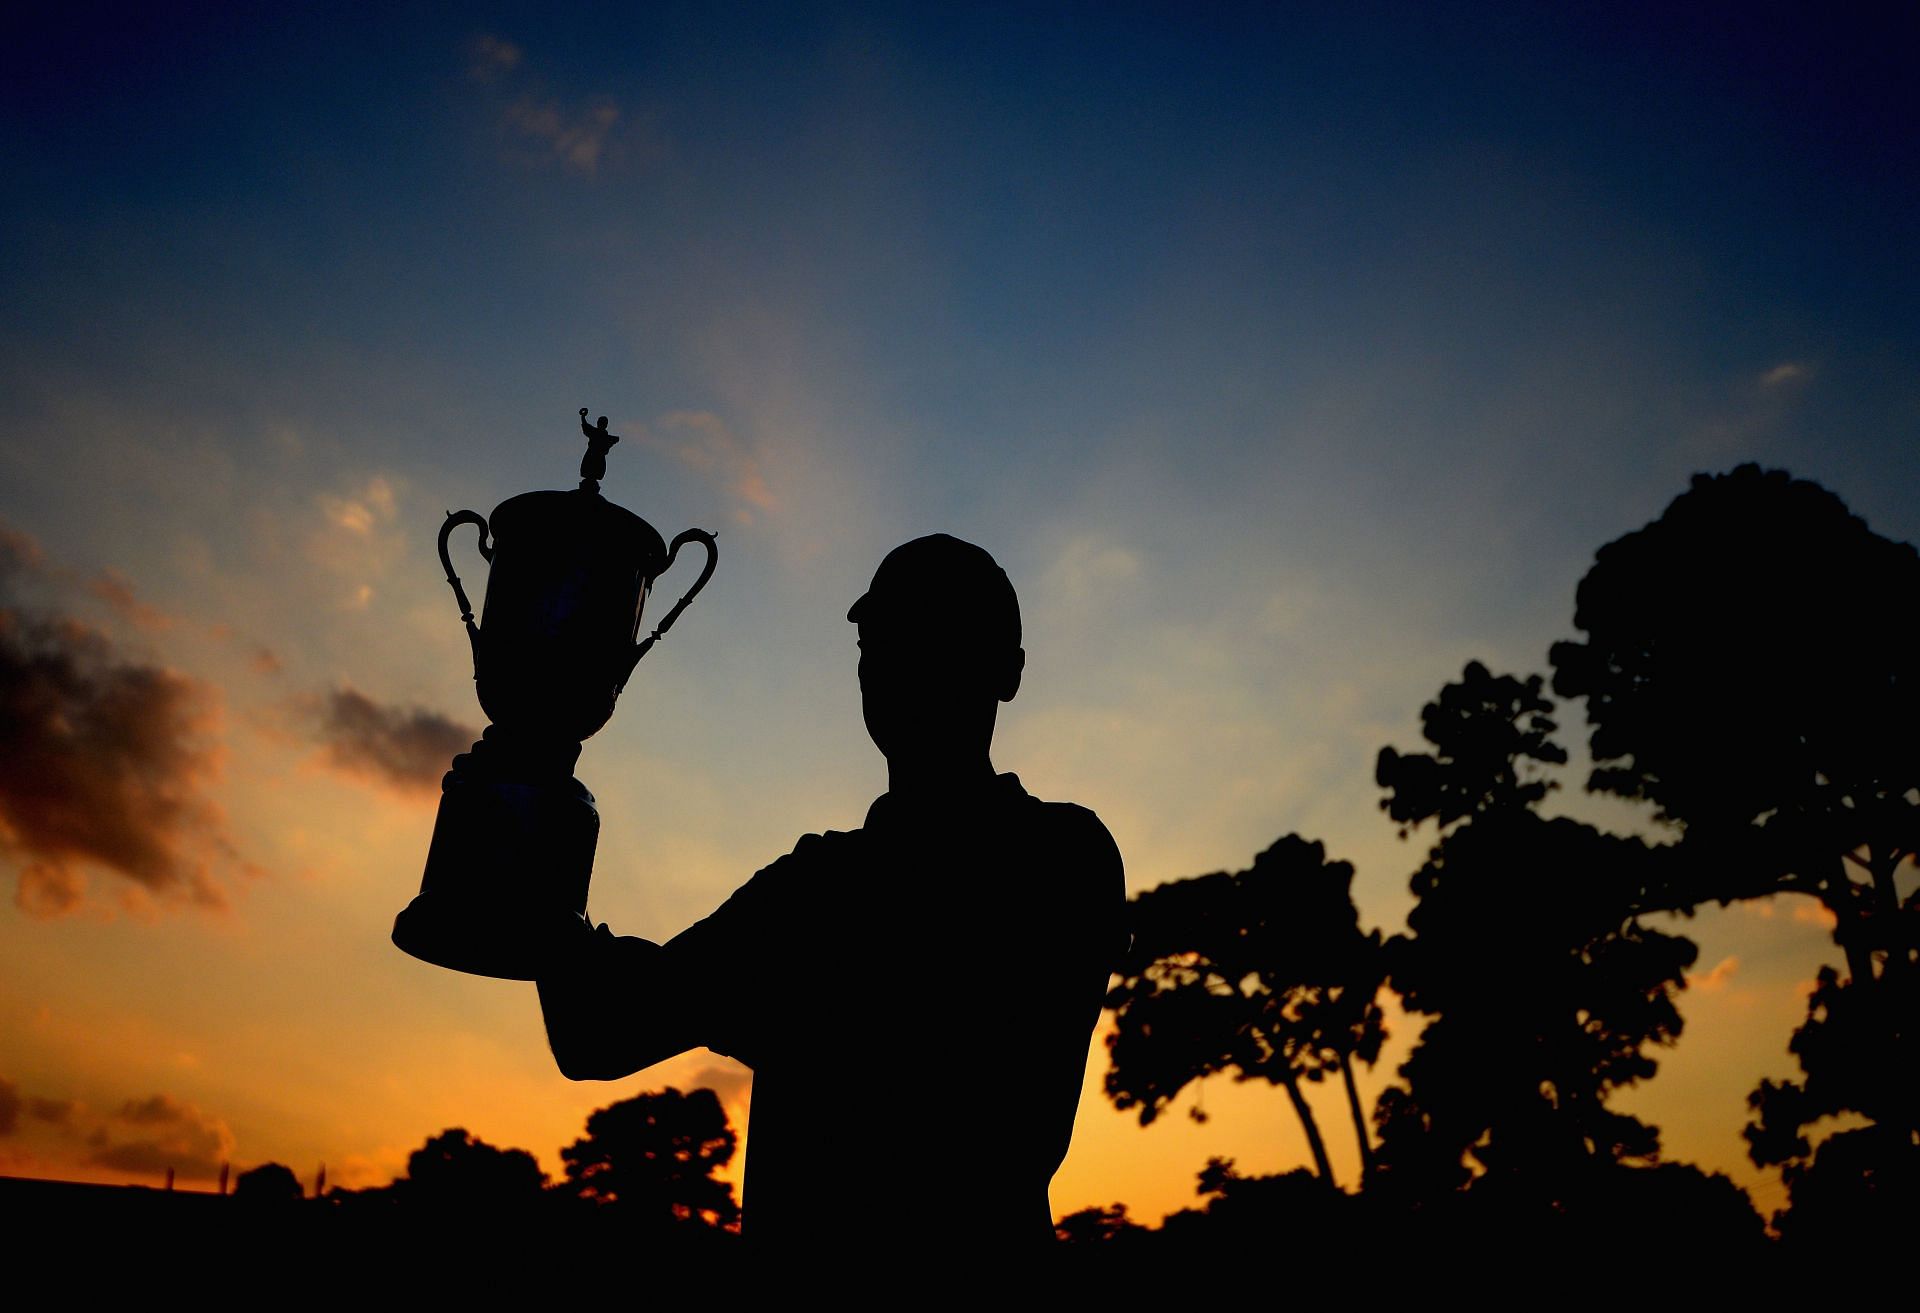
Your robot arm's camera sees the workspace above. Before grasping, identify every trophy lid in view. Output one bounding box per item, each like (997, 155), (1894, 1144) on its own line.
(483, 410), (669, 572)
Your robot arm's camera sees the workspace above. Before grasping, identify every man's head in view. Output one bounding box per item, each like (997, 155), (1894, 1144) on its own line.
(848, 534), (1024, 767)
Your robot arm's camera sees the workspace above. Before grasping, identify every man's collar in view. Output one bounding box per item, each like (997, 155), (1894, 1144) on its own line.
(863, 771), (1027, 831)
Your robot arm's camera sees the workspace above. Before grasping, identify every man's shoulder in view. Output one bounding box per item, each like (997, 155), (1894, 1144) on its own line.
(737, 827), (860, 888)
(785, 826), (860, 863)
(1018, 794), (1121, 859)
(1011, 793), (1125, 909)
(1009, 794), (1129, 965)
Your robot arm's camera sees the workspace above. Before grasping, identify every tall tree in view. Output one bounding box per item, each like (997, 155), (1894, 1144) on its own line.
(559, 1087), (739, 1230)
(1548, 464), (1920, 1222)
(1373, 662), (1697, 1203)
(1104, 834), (1387, 1186)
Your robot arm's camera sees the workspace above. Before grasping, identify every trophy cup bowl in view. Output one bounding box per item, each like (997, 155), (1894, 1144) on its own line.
(391, 412), (716, 980)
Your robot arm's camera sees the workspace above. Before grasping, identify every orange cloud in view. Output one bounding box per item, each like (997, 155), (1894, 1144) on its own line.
(27, 1096), (76, 1128)
(1791, 901), (1838, 928)
(686, 1062), (753, 1117)
(305, 684), (477, 796)
(88, 1094), (235, 1182)
(0, 525), (244, 917)
(332, 1146), (411, 1191)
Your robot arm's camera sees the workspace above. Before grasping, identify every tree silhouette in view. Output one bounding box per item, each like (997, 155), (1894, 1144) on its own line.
(1745, 947), (1919, 1245)
(1104, 834), (1387, 1185)
(1054, 1202), (1150, 1245)
(1551, 464), (1918, 958)
(1154, 1157), (1363, 1255)
(403, 1128), (548, 1204)
(558, 1087), (738, 1229)
(1548, 464), (1920, 1228)
(1373, 661), (1698, 1205)
(232, 1162), (304, 1202)
(1376, 661), (1566, 833)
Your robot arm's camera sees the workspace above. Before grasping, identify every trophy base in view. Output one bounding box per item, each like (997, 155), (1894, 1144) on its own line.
(392, 739), (599, 981)
(392, 890), (590, 982)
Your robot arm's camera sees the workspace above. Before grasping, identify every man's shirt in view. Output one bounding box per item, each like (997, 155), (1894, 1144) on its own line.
(571, 772), (1126, 1253)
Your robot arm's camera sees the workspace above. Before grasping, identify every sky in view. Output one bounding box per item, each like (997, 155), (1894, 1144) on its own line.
(1, 2), (1915, 1222)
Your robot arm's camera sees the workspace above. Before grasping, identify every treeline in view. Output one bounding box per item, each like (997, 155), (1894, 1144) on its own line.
(7, 1090), (744, 1285)
(236, 1087), (742, 1239)
(1072, 464), (1917, 1261)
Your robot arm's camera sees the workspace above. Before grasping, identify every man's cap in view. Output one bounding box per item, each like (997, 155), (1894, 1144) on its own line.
(847, 533), (1022, 649)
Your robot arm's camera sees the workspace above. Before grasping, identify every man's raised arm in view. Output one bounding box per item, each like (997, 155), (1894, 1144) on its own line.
(534, 846), (788, 1080)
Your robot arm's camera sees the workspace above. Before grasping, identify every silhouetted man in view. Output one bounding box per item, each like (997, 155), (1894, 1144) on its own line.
(536, 534), (1126, 1261)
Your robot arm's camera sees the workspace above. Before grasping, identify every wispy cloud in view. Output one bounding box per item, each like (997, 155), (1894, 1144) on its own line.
(332, 1146), (410, 1190)
(468, 33), (658, 177)
(1759, 361), (1809, 388)
(686, 1061), (753, 1114)
(505, 96), (623, 175)
(467, 33), (522, 82)
(638, 411), (778, 526)
(85, 568), (177, 633)
(317, 476), (396, 536)
(306, 474), (403, 612)
(1687, 954), (1740, 991)
(1037, 535), (1143, 617)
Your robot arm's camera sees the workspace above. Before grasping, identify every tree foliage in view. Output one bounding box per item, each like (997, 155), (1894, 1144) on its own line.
(1549, 464), (1919, 947)
(1746, 947), (1920, 1244)
(1104, 834), (1386, 1183)
(1156, 1157), (1358, 1246)
(404, 1127), (548, 1203)
(1373, 661), (1696, 1199)
(232, 1162), (304, 1202)
(559, 1087), (739, 1229)
(1054, 1202), (1150, 1246)
(1377, 663), (1566, 834)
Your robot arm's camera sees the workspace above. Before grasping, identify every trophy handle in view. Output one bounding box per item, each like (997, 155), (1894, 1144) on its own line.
(623, 528), (717, 684)
(438, 510), (493, 655)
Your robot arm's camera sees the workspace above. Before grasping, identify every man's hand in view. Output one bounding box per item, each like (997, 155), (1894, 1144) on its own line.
(536, 920), (692, 1081)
